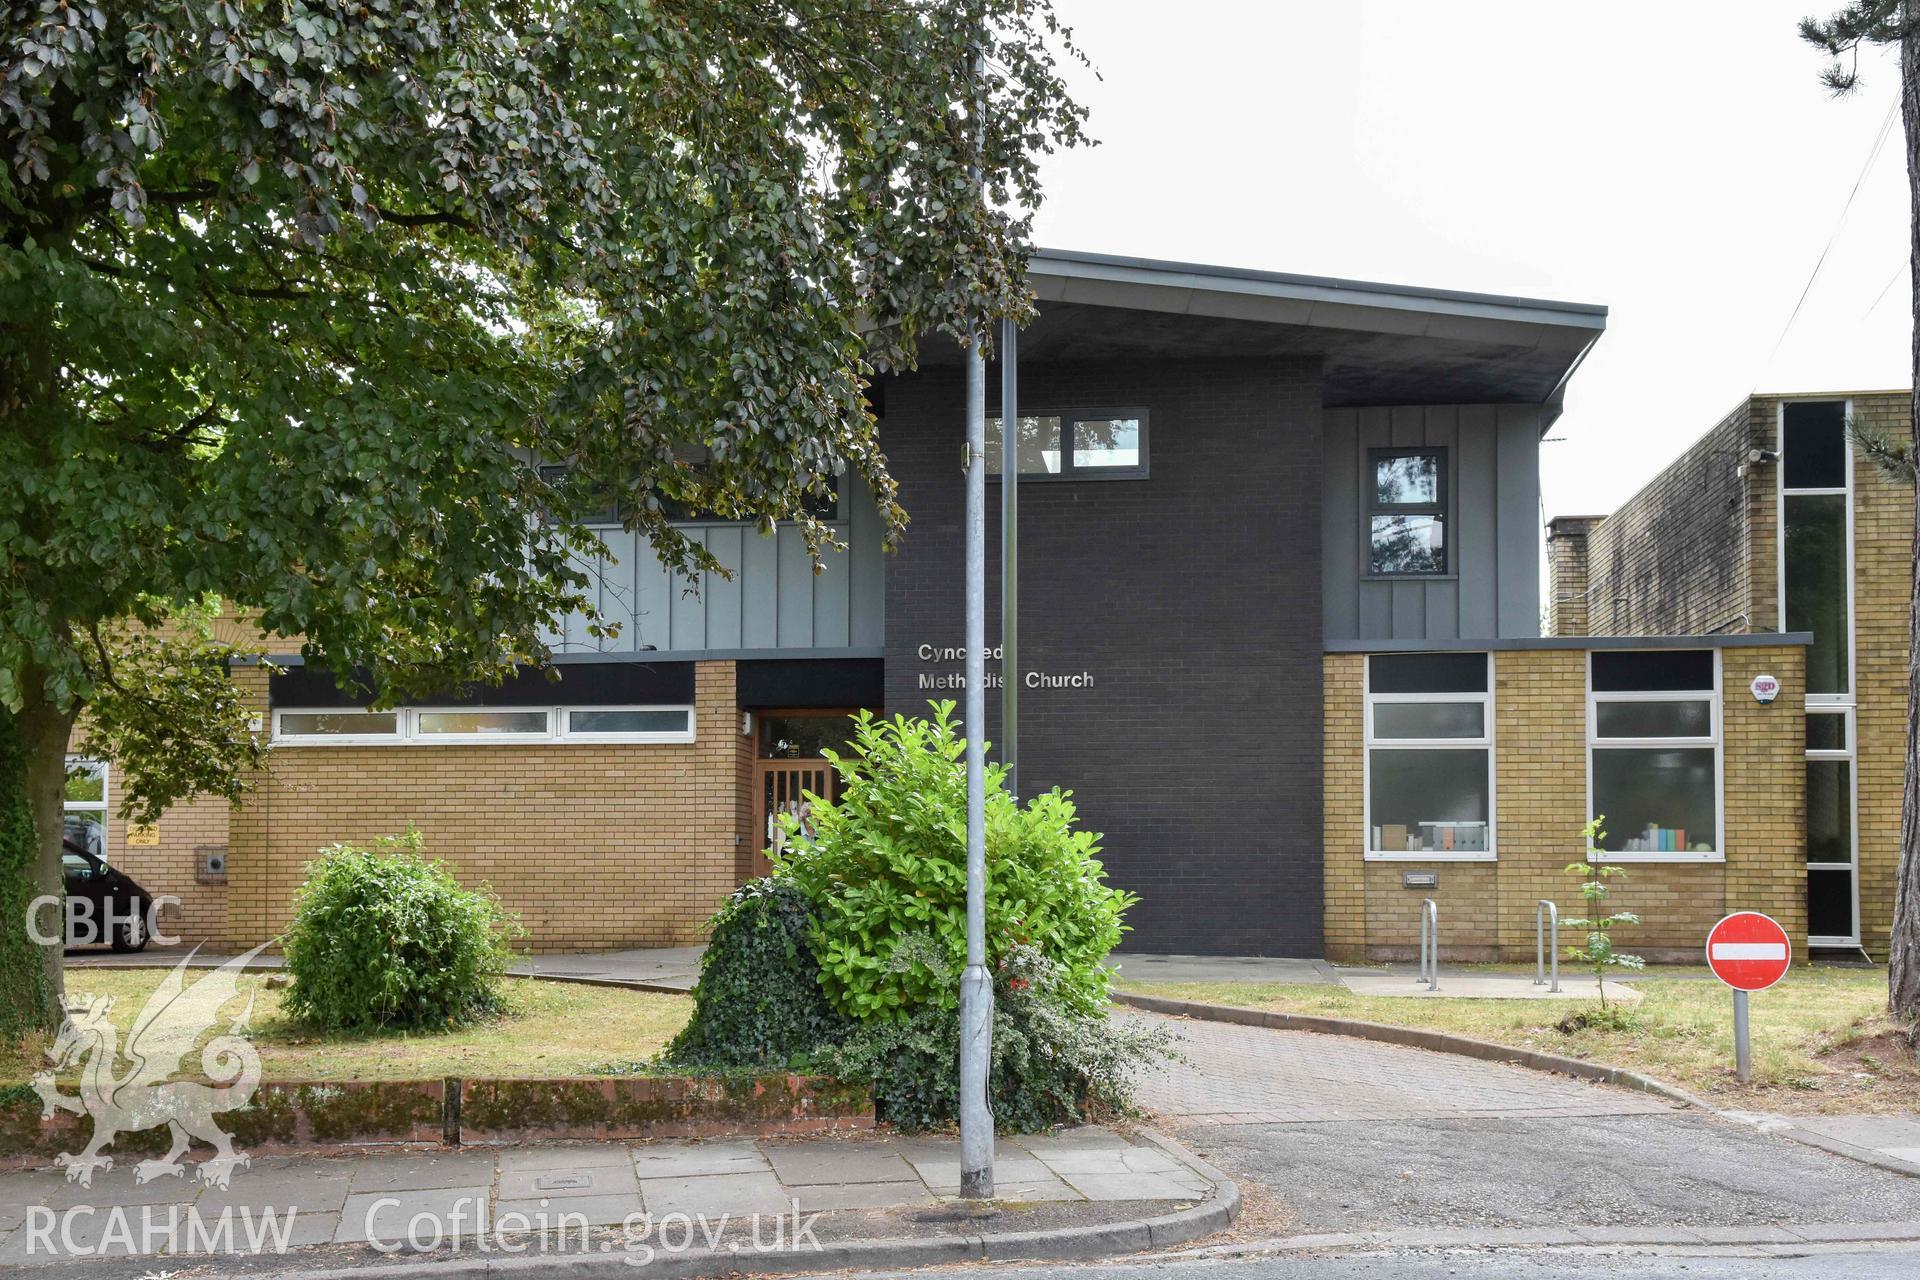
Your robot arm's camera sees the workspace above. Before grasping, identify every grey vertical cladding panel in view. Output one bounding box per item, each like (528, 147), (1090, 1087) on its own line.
(1354, 406), (1396, 638)
(740, 530), (780, 649)
(668, 528), (708, 650)
(1322, 409), (1361, 639)
(1455, 404), (1499, 638)
(634, 535), (673, 652)
(849, 487), (886, 647)
(814, 533), (852, 647)
(1496, 405), (1543, 637)
(1391, 578), (1426, 635)
(776, 526), (815, 647)
(1323, 400), (1543, 643)
(881, 354), (1326, 957)
(703, 525), (745, 650)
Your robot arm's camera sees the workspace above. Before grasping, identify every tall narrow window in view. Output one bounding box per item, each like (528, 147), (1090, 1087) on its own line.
(1365, 652), (1493, 858)
(1587, 650), (1720, 861)
(1368, 448), (1448, 575)
(1781, 398), (1858, 944)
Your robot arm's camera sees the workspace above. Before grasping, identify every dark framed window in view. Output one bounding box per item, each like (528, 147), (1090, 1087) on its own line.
(1367, 448), (1447, 575)
(986, 408), (1148, 480)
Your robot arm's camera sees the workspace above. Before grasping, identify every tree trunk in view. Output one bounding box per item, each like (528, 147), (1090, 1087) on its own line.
(0, 685), (73, 1039)
(1894, 12), (1920, 1022)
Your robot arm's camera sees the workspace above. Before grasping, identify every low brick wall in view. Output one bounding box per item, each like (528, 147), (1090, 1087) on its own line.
(0, 1074), (870, 1167)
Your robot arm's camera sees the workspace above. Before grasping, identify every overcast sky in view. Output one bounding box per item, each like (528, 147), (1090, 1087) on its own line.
(1030, 0), (1912, 520)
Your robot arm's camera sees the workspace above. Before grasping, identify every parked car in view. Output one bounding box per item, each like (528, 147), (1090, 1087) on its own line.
(61, 838), (154, 952)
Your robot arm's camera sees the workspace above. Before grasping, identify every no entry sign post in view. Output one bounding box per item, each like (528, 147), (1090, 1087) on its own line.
(1705, 912), (1792, 1082)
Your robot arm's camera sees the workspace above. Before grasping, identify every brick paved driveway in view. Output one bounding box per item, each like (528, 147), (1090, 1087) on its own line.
(1127, 1011), (1675, 1124)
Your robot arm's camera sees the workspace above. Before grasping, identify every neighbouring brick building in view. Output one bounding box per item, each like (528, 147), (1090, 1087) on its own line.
(58, 251), (1830, 960)
(1548, 391), (1913, 957)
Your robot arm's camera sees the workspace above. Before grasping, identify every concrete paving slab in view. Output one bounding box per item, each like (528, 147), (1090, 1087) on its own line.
(929, 1176), (1082, 1201)
(761, 1139), (917, 1185)
(1028, 1143), (1187, 1175)
(1108, 953), (1340, 985)
(195, 1167), (351, 1215)
(1340, 972), (1642, 1001)
(42, 1165), (204, 1208)
(342, 1150), (495, 1194)
(1054, 1169), (1211, 1201)
(167, 1207), (341, 1253)
(1017, 1125), (1136, 1150)
(632, 1139), (768, 1178)
(788, 1181), (937, 1211)
(1884, 1147), (1920, 1165)
(335, 1186), (490, 1245)
(638, 1170), (791, 1218)
(494, 1193), (642, 1228)
(1795, 1115), (1920, 1147)
(903, 1151), (1061, 1187)
(497, 1162), (640, 1201)
(496, 1143), (641, 1174)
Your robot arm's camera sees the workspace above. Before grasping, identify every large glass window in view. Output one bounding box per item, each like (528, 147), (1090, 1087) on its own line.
(275, 705), (695, 745)
(63, 758), (107, 857)
(1367, 448), (1447, 575)
(1365, 653), (1492, 858)
(1587, 650), (1720, 860)
(986, 409), (1148, 479)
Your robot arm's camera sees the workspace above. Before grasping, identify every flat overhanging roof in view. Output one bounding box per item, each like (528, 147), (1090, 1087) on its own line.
(911, 248), (1607, 411)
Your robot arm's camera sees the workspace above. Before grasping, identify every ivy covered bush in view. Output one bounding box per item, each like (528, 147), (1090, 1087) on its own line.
(776, 703), (1135, 1021)
(669, 703), (1161, 1131)
(282, 831), (523, 1033)
(665, 878), (848, 1068)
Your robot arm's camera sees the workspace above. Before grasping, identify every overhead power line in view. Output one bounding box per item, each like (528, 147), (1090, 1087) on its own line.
(1754, 100), (1899, 386)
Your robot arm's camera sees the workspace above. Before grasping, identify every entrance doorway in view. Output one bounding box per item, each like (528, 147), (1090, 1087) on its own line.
(751, 710), (870, 877)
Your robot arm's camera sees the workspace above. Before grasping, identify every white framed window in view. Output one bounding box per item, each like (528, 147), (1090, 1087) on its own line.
(1364, 652), (1494, 860)
(1586, 649), (1723, 862)
(274, 706), (695, 746)
(63, 757), (108, 857)
(560, 706), (696, 743)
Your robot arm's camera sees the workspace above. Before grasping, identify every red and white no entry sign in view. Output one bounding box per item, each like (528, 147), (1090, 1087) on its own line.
(1705, 912), (1792, 992)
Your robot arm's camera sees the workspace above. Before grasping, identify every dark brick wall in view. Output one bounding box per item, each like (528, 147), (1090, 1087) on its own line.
(879, 356), (1326, 956)
(1580, 400), (1764, 637)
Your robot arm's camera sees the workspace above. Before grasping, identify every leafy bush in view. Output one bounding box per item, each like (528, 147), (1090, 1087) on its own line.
(665, 878), (849, 1068)
(826, 941), (1172, 1132)
(282, 830), (523, 1033)
(776, 703), (1134, 1021)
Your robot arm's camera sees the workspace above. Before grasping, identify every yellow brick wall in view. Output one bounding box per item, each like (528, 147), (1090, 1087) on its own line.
(220, 660), (745, 953)
(1324, 645), (1808, 962)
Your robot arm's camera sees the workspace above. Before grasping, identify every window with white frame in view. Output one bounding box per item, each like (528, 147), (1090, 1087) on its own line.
(273, 706), (695, 745)
(1587, 649), (1721, 860)
(1365, 652), (1493, 858)
(63, 758), (108, 856)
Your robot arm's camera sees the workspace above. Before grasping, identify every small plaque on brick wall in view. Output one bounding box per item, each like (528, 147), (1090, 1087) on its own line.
(196, 845), (228, 885)
(1402, 872), (1438, 889)
(126, 823), (159, 847)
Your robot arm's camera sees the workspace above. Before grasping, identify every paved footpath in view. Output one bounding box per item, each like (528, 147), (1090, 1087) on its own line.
(0, 1126), (1221, 1271)
(1126, 1010), (1920, 1236)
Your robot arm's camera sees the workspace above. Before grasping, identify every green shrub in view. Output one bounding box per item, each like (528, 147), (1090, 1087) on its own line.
(282, 830), (522, 1033)
(775, 702), (1135, 1021)
(665, 878), (849, 1068)
(826, 941), (1172, 1132)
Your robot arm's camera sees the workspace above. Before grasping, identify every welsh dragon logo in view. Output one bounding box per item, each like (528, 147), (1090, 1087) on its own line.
(31, 945), (271, 1189)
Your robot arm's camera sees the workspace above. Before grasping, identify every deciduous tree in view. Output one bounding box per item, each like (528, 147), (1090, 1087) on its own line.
(0, 1), (1086, 1033)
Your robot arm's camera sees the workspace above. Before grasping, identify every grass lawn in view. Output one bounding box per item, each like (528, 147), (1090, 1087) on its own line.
(2, 974), (693, 1084)
(1119, 965), (1919, 1114)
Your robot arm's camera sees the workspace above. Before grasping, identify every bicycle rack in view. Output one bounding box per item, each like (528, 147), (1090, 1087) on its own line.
(1535, 899), (1560, 993)
(1416, 898), (1439, 992)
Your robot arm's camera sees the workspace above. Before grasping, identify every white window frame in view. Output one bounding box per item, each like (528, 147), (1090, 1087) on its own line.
(1363, 652), (1496, 862)
(1777, 396), (1862, 945)
(273, 705), (696, 746)
(1585, 649), (1724, 864)
(559, 705), (697, 744)
(63, 756), (109, 856)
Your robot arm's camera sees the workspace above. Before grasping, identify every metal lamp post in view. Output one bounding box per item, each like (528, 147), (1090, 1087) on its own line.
(958, 334), (995, 1199)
